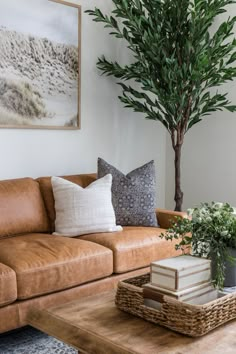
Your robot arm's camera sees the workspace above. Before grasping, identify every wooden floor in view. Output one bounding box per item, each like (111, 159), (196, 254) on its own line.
(28, 291), (236, 354)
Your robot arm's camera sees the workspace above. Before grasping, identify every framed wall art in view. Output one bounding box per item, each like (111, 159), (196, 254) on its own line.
(0, 0), (81, 129)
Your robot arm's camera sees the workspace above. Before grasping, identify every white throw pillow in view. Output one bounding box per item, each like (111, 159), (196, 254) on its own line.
(51, 174), (122, 237)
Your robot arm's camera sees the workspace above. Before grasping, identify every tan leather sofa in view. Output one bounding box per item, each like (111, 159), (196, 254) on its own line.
(0, 173), (185, 333)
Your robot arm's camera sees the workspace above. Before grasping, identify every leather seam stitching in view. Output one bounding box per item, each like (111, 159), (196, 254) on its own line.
(0, 273), (16, 278)
(0, 297), (17, 307)
(114, 242), (163, 252)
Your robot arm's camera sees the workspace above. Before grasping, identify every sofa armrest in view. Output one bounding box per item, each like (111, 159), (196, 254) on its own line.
(156, 208), (188, 229)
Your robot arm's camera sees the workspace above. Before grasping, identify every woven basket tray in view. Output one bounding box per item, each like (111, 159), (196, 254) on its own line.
(115, 273), (236, 337)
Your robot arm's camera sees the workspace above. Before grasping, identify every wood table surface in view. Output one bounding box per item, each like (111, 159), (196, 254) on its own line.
(28, 291), (236, 354)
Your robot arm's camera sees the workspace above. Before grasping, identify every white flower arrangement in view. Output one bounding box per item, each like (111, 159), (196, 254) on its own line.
(161, 202), (236, 288)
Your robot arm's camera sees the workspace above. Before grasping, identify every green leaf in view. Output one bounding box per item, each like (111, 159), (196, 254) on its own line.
(86, 0), (236, 140)
(225, 105), (236, 112)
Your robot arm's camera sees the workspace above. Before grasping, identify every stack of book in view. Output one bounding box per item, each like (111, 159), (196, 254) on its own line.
(143, 255), (217, 309)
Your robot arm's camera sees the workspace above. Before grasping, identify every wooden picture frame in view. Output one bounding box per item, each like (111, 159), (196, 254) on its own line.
(0, 0), (81, 129)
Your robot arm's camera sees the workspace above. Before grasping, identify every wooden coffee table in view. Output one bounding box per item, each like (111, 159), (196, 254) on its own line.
(28, 291), (236, 354)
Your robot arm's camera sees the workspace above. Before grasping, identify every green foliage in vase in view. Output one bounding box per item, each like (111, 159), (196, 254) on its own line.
(160, 202), (236, 288)
(86, 0), (236, 211)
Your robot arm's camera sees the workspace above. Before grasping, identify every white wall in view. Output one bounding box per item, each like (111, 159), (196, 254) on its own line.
(0, 0), (167, 207)
(2, 1), (235, 211)
(165, 5), (236, 210)
(165, 108), (236, 210)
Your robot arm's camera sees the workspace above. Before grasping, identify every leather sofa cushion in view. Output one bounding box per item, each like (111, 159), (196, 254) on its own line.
(0, 268), (149, 334)
(80, 227), (181, 273)
(0, 263), (17, 307)
(37, 174), (97, 232)
(156, 209), (187, 229)
(0, 178), (50, 239)
(0, 234), (113, 300)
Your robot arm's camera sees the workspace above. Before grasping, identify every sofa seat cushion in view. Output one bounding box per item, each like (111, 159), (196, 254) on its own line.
(0, 263), (17, 307)
(80, 227), (180, 273)
(0, 234), (113, 300)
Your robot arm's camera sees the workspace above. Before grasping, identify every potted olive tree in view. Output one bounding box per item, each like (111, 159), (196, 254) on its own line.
(86, 0), (236, 211)
(161, 202), (236, 288)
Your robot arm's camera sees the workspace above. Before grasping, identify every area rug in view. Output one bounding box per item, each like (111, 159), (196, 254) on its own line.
(0, 326), (77, 354)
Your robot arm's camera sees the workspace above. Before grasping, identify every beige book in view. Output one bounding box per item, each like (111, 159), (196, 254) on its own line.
(144, 289), (219, 310)
(185, 289), (218, 305)
(143, 282), (214, 301)
(151, 255), (211, 291)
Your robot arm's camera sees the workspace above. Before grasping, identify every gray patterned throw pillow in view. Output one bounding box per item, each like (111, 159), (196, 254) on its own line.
(97, 158), (158, 227)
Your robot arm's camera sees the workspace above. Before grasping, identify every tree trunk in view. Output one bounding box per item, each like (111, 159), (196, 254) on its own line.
(174, 144), (183, 211)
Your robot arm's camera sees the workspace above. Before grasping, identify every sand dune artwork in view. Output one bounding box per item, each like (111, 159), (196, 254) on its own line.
(0, 0), (80, 129)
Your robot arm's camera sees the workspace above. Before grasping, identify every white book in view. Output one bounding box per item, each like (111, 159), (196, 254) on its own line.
(144, 289), (219, 310)
(151, 255), (211, 291)
(144, 298), (162, 310)
(143, 282), (214, 301)
(185, 289), (218, 305)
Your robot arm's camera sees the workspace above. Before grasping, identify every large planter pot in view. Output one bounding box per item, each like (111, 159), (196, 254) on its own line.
(224, 248), (236, 287)
(211, 248), (236, 287)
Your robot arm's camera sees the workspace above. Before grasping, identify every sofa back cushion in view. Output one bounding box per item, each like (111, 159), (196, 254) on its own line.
(37, 174), (97, 232)
(0, 178), (50, 239)
(98, 158), (157, 227)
